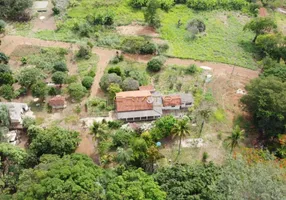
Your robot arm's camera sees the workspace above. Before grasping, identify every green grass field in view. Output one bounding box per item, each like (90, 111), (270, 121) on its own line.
(159, 6), (257, 69)
(30, 1), (261, 69)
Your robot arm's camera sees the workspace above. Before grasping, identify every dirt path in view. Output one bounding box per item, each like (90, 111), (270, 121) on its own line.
(259, 7), (268, 17)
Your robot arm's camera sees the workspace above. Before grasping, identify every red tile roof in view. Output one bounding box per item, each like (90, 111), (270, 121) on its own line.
(163, 95), (181, 107)
(48, 95), (66, 107)
(116, 91), (153, 112)
(139, 85), (155, 91)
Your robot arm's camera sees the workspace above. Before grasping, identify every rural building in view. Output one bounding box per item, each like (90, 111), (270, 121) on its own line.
(33, 1), (49, 12)
(115, 87), (194, 122)
(0, 102), (29, 128)
(48, 95), (66, 109)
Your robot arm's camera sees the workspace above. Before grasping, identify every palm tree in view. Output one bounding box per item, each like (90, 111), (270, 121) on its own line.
(116, 147), (133, 166)
(171, 117), (191, 161)
(225, 125), (245, 152)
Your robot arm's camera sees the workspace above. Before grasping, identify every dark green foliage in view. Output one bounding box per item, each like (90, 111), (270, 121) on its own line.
(140, 42), (157, 54)
(144, 0), (161, 28)
(73, 22), (92, 37)
(150, 115), (177, 141)
(0, 84), (14, 100)
(15, 154), (105, 200)
(68, 83), (87, 101)
(0, 52), (9, 64)
(122, 77), (139, 91)
(147, 57), (163, 72)
(29, 126), (80, 157)
(87, 12), (114, 26)
(0, 0), (33, 21)
(77, 45), (92, 59)
(112, 130), (135, 148)
(0, 105), (10, 127)
(186, 64), (199, 74)
(53, 61), (68, 72)
(0, 73), (14, 86)
(154, 163), (221, 199)
(100, 73), (122, 92)
(186, 19), (206, 33)
(48, 87), (60, 96)
(31, 81), (47, 99)
(108, 66), (122, 76)
(52, 71), (67, 85)
(106, 169), (166, 200)
(241, 76), (286, 138)
(52, 7), (60, 15)
(107, 120), (123, 129)
(22, 117), (36, 129)
(0, 143), (27, 194)
(82, 76), (94, 89)
(261, 63), (286, 82)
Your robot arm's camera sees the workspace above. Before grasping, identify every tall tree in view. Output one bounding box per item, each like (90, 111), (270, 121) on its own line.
(241, 76), (286, 138)
(171, 117), (191, 160)
(31, 81), (47, 100)
(243, 17), (277, 43)
(29, 126), (80, 157)
(225, 125), (245, 152)
(17, 67), (45, 89)
(0, 143), (27, 194)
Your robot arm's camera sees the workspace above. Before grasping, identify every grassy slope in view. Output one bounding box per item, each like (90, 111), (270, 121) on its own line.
(160, 6), (257, 69)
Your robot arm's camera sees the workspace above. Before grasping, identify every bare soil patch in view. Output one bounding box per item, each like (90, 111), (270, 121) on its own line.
(116, 24), (160, 37)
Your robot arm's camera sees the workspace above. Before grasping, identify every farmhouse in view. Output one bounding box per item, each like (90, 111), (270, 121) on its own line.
(0, 102), (30, 128)
(115, 87), (194, 122)
(48, 95), (66, 109)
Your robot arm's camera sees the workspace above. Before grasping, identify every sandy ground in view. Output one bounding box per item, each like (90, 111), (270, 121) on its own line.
(259, 7), (268, 17)
(116, 24), (160, 37)
(32, 0), (57, 31)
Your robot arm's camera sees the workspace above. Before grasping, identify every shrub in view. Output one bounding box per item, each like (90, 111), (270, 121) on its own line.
(158, 43), (169, 54)
(87, 12), (114, 26)
(121, 37), (145, 54)
(65, 75), (78, 84)
(140, 42), (157, 55)
(0, 52), (9, 64)
(186, 19), (206, 33)
(68, 83), (87, 101)
(108, 67), (122, 76)
(21, 57), (27, 65)
(52, 7), (60, 15)
(122, 77), (140, 91)
(147, 58), (163, 72)
(186, 0), (248, 10)
(0, 84), (14, 100)
(0, 20), (6, 33)
(52, 71), (67, 85)
(99, 73), (122, 92)
(112, 130), (135, 148)
(48, 87), (61, 96)
(77, 45), (91, 59)
(186, 64), (199, 74)
(23, 117), (36, 129)
(82, 76), (94, 89)
(53, 61), (68, 72)
(108, 120), (123, 129)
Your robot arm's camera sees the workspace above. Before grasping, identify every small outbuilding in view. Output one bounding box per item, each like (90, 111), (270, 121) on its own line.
(48, 95), (66, 109)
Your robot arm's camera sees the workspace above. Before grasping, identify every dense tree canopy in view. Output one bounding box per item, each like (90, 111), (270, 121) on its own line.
(17, 67), (45, 89)
(29, 126), (80, 157)
(122, 77), (139, 91)
(100, 73), (122, 92)
(15, 154), (105, 200)
(0, 105), (10, 127)
(0, 0), (33, 20)
(68, 83), (87, 101)
(241, 76), (286, 137)
(31, 81), (47, 99)
(106, 169), (166, 200)
(155, 163), (221, 200)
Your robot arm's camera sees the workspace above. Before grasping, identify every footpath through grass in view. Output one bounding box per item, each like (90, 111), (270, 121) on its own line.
(159, 6), (257, 69)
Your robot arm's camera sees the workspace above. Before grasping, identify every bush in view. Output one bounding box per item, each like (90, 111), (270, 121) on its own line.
(0, 52), (9, 64)
(0, 84), (14, 100)
(147, 58), (163, 72)
(21, 57), (27, 65)
(52, 7), (60, 15)
(186, 64), (199, 74)
(121, 37), (146, 54)
(99, 73), (122, 92)
(48, 87), (61, 96)
(112, 130), (135, 148)
(53, 61), (68, 72)
(65, 75), (78, 84)
(140, 42), (157, 55)
(23, 117), (36, 129)
(108, 120), (123, 129)
(87, 12), (114, 26)
(52, 71), (67, 85)
(186, 19), (206, 33)
(108, 67), (122, 76)
(0, 20), (6, 33)
(122, 77), (140, 91)
(110, 54), (124, 64)
(157, 43), (169, 54)
(186, 0), (248, 10)
(68, 83), (87, 101)
(82, 76), (94, 89)
(77, 45), (91, 59)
